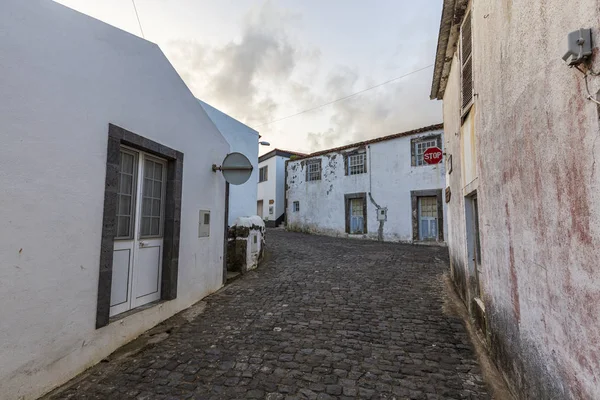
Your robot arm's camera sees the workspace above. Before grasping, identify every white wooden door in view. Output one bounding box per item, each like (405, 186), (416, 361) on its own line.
(110, 148), (166, 317)
(257, 200), (263, 218)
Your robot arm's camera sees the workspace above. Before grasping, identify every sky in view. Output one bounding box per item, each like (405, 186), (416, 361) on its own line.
(54, 0), (443, 155)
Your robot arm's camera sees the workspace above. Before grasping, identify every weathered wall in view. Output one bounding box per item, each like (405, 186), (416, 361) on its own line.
(286, 132), (447, 242)
(442, 1), (600, 398)
(441, 54), (470, 303)
(198, 100), (259, 226)
(227, 216), (265, 273)
(0, 1), (230, 399)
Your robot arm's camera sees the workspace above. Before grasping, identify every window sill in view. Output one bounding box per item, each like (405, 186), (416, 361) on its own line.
(413, 240), (446, 247)
(461, 102), (474, 121)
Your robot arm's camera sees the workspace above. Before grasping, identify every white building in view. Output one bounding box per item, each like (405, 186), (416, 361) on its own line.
(286, 125), (446, 243)
(257, 149), (305, 227)
(0, 1), (230, 399)
(199, 100), (259, 226)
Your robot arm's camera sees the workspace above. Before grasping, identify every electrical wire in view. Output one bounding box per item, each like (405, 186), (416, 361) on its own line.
(132, 0), (145, 39)
(584, 73), (600, 106)
(575, 65), (600, 106)
(255, 64), (434, 127)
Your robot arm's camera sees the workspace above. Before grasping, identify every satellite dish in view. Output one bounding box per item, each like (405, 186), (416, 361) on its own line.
(212, 152), (253, 185)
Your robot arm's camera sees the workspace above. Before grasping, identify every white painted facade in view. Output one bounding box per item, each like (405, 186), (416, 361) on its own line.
(286, 127), (447, 243)
(199, 100), (259, 226)
(257, 150), (299, 227)
(0, 1), (230, 399)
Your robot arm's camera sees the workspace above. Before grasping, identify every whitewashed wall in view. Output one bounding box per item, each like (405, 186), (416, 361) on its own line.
(257, 155), (288, 224)
(0, 1), (230, 399)
(275, 156), (287, 221)
(286, 131), (446, 242)
(198, 100), (259, 226)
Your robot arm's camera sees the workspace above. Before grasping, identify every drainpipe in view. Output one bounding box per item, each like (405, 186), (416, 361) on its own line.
(367, 145), (385, 242)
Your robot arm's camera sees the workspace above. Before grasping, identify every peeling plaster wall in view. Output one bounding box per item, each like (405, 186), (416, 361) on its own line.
(442, 1), (600, 398)
(0, 1), (230, 399)
(286, 132), (447, 242)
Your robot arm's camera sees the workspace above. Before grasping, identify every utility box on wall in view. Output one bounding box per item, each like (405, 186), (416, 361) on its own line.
(377, 208), (388, 221)
(199, 210), (210, 237)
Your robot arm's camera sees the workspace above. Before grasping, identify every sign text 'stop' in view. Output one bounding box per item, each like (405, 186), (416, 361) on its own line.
(423, 147), (443, 165)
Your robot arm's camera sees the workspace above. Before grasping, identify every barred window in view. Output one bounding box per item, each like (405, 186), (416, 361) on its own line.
(347, 153), (367, 175)
(293, 201), (300, 212)
(415, 139), (438, 167)
(306, 159), (321, 181)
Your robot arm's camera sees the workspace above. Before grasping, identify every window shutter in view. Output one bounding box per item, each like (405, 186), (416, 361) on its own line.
(461, 11), (473, 112)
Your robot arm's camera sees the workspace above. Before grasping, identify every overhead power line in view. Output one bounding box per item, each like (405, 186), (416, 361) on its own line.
(132, 0), (145, 38)
(256, 64), (434, 127)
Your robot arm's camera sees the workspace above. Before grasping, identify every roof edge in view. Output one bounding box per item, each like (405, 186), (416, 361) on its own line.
(430, 0), (468, 100)
(259, 149), (307, 163)
(291, 123), (444, 161)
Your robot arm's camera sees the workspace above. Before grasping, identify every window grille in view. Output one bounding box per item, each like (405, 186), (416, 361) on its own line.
(348, 153), (366, 175)
(116, 150), (137, 239)
(306, 159), (321, 181)
(140, 157), (166, 237)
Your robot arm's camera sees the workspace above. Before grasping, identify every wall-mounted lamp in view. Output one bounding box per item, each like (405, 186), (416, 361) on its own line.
(259, 141), (271, 146)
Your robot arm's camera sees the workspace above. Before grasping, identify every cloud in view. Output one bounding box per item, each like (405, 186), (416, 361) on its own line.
(166, 1), (441, 153)
(304, 66), (441, 152)
(167, 1), (313, 126)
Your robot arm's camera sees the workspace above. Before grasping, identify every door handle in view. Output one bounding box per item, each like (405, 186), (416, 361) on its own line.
(139, 241), (148, 248)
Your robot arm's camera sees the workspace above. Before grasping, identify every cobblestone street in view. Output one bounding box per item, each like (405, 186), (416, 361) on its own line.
(49, 230), (490, 400)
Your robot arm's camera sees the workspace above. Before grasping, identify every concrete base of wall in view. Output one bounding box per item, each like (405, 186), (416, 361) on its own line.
(444, 275), (515, 400)
(286, 223), (447, 246)
(265, 213), (285, 228)
(227, 222), (265, 274)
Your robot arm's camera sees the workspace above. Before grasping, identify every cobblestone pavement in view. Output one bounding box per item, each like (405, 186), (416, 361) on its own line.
(50, 230), (489, 400)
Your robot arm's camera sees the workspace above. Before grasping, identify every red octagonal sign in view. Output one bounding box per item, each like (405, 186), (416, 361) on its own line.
(423, 146), (443, 165)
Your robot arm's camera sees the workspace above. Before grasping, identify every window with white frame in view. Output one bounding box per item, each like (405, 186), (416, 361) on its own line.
(414, 138), (438, 166)
(140, 156), (166, 237)
(293, 201), (300, 212)
(347, 152), (367, 175)
(116, 149), (138, 239)
(259, 166), (268, 182)
(306, 159), (321, 181)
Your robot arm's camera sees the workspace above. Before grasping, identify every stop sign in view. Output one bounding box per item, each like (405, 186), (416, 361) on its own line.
(423, 147), (443, 165)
